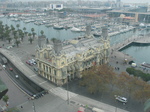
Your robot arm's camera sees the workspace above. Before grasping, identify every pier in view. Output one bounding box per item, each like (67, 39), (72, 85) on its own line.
(111, 33), (150, 51)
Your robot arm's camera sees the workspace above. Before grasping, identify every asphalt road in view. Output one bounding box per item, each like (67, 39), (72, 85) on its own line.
(0, 69), (28, 108)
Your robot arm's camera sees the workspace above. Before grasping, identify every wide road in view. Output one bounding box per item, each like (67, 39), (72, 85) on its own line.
(0, 69), (28, 108)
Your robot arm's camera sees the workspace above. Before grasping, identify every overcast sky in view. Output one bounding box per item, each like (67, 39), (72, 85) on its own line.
(89, 0), (149, 4)
(17, 0), (150, 4)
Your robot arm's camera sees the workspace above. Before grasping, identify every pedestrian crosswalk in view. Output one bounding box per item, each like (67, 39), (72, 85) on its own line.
(49, 87), (78, 100)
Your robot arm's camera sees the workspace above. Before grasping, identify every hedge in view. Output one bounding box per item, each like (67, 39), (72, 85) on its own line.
(126, 67), (150, 81)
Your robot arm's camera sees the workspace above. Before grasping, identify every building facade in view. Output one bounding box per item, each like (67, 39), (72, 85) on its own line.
(36, 32), (110, 86)
(49, 4), (63, 10)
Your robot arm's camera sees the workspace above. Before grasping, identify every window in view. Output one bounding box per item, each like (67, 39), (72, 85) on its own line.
(44, 53), (47, 58)
(46, 66), (48, 72)
(43, 65), (45, 71)
(61, 62), (64, 65)
(49, 67), (51, 73)
(54, 70), (57, 76)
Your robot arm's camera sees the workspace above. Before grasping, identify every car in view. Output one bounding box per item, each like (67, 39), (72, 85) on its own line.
(6, 46), (12, 49)
(31, 59), (37, 64)
(9, 68), (13, 71)
(26, 60), (33, 65)
(34, 67), (38, 72)
(2, 65), (6, 69)
(15, 75), (19, 78)
(114, 95), (127, 103)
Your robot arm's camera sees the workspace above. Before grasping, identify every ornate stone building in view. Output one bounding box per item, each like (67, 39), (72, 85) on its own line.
(36, 28), (110, 86)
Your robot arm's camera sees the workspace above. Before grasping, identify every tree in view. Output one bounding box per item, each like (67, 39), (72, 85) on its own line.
(6, 37), (12, 44)
(79, 65), (113, 94)
(2, 95), (9, 106)
(20, 32), (25, 41)
(132, 78), (150, 103)
(13, 31), (17, 38)
(31, 28), (35, 39)
(23, 27), (26, 33)
(51, 38), (58, 43)
(28, 37), (33, 44)
(15, 40), (20, 47)
(28, 33), (33, 44)
(80, 68), (104, 94)
(40, 30), (44, 37)
(16, 24), (20, 31)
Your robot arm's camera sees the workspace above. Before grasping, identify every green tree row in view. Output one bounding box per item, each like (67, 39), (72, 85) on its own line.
(0, 21), (45, 46)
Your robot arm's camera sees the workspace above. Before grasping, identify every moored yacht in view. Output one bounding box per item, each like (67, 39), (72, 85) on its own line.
(53, 24), (64, 30)
(70, 27), (81, 32)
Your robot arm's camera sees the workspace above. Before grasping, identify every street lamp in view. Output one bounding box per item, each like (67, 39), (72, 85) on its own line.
(67, 74), (70, 105)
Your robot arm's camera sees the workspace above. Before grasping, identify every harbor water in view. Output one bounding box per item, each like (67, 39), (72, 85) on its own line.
(1, 17), (150, 64)
(0, 17), (85, 41)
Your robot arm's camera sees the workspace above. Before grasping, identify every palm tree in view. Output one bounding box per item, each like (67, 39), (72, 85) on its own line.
(14, 34), (20, 47)
(16, 24), (20, 31)
(31, 28), (35, 39)
(15, 40), (20, 47)
(6, 37), (12, 44)
(33, 32), (36, 39)
(28, 33), (33, 44)
(21, 32), (25, 41)
(0, 24), (4, 40)
(40, 30), (44, 37)
(13, 30), (17, 38)
(0, 21), (2, 26)
(5, 25), (9, 31)
(23, 27), (26, 33)
(31, 28), (34, 33)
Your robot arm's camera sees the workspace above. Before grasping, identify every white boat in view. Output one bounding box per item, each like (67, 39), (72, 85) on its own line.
(45, 23), (53, 27)
(70, 27), (81, 32)
(93, 31), (101, 37)
(53, 24), (64, 30)
(0, 15), (4, 18)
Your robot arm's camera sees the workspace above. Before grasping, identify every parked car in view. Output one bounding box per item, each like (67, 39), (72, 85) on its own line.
(26, 60), (33, 65)
(34, 67), (38, 72)
(2, 65), (6, 69)
(114, 95), (127, 103)
(9, 68), (13, 71)
(31, 59), (37, 64)
(15, 75), (19, 78)
(6, 45), (12, 49)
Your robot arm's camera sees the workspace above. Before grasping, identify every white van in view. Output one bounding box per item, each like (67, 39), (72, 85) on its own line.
(2, 65), (6, 69)
(92, 107), (104, 112)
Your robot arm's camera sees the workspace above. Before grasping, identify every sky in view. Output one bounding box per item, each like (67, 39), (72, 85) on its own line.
(89, 0), (149, 4)
(16, 0), (150, 4)
(111, 0), (150, 3)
